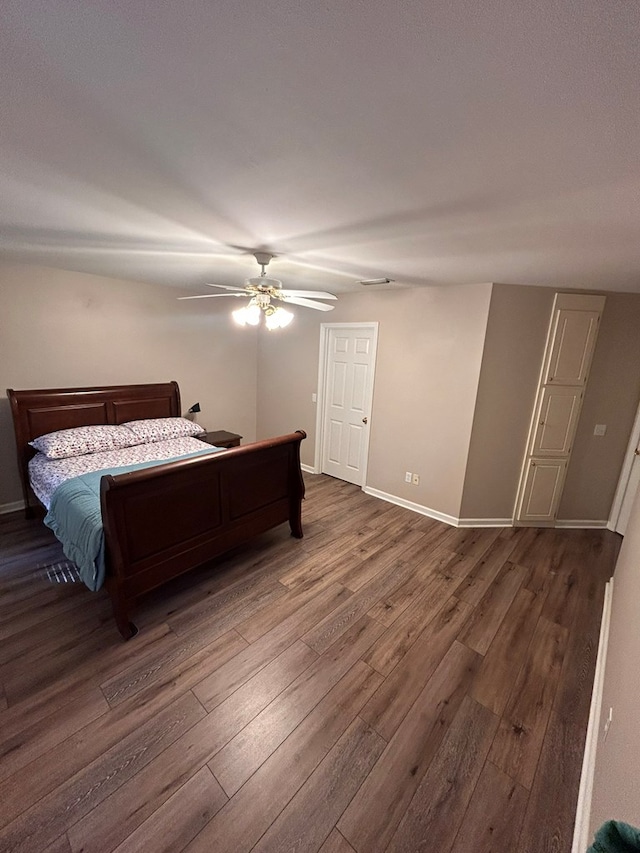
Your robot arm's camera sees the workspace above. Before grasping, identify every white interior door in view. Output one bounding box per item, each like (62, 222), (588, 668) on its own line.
(610, 401), (640, 535)
(616, 454), (640, 535)
(319, 324), (378, 487)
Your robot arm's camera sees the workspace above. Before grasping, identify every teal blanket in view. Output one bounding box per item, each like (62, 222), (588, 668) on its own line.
(589, 821), (640, 853)
(44, 446), (221, 591)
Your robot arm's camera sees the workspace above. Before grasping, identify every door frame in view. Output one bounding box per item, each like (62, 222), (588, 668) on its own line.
(608, 397), (640, 532)
(313, 322), (379, 487)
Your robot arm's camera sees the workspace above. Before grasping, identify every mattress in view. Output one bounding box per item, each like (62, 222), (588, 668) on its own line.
(29, 436), (217, 509)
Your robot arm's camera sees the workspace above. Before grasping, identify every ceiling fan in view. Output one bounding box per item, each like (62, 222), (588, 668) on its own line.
(178, 251), (336, 329)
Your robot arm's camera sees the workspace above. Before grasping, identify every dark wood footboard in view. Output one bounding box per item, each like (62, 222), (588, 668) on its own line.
(100, 431), (306, 639)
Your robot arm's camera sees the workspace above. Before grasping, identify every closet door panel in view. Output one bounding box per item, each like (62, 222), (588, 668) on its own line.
(530, 386), (583, 456)
(544, 309), (600, 386)
(517, 458), (568, 524)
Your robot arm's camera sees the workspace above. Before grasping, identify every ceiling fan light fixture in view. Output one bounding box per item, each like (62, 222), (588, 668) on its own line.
(232, 306), (248, 326)
(265, 306), (294, 330)
(232, 302), (261, 326)
(184, 250), (335, 328)
(233, 301), (291, 329)
(278, 308), (293, 328)
(245, 303), (262, 325)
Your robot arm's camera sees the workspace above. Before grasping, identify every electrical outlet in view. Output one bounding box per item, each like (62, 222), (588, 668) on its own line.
(311, 393), (317, 403)
(594, 424), (607, 436)
(405, 471), (412, 483)
(412, 473), (420, 485)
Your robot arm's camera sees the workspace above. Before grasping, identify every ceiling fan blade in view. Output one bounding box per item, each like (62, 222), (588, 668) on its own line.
(282, 296), (335, 311)
(277, 289), (337, 299)
(204, 283), (248, 292)
(177, 293), (248, 300)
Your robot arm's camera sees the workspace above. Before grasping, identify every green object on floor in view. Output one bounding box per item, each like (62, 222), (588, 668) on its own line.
(588, 821), (640, 853)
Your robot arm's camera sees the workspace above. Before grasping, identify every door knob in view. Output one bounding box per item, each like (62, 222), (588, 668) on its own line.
(362, 417), (368, 424)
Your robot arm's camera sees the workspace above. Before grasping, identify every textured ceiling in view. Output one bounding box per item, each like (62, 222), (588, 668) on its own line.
(1, 0), (639, 294)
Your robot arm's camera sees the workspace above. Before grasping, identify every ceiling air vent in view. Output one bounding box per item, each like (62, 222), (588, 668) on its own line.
(357, 278), (395, 286)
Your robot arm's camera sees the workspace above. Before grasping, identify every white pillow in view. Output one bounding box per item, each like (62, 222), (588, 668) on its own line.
(124, 417), (204, 443)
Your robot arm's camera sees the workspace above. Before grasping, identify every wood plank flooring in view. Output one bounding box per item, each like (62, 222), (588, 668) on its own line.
(0, 474), (621, 853)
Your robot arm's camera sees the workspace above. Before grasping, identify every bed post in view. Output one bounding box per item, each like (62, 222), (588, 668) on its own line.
(289, 430), (306, 539)
(101, 475), (139, 640)
(7, 388), (37, 517)
(105, 578), (138, 640)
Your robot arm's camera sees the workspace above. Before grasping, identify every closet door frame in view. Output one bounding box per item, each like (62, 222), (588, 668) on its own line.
(513, 292), (606, 526)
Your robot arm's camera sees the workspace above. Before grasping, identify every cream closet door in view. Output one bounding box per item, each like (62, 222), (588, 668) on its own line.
(518, 458), (568, 524)
(544, 308), (601, 385)
(531, 386), (583, 456)
(320, 325), (377, 487)
(514, 293), (605, 526)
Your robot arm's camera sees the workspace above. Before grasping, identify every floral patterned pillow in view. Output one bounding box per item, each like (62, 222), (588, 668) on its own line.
(30, 424), (141, 459)
(123, 417), (204, 443)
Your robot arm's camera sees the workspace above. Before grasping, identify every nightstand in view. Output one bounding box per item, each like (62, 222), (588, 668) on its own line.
(196, 430), (242, 449)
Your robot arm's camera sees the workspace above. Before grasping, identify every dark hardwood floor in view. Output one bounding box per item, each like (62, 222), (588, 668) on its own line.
(0, 474), (621, 853)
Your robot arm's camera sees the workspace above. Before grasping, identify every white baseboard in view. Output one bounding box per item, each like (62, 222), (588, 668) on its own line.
(313, 475), (608, 531)
(363, 486), (459, 528)
(300, 464), (317, 475)
(0, 500), (23, 515)
(571, 577), (614, 853)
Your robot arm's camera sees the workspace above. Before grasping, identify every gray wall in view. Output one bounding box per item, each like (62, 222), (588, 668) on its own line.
(460, 285), (640, 523)
(590, 482), (640, 833)
(257, 284), (493, 519)
(460, 283), (554, 519)
(0, 262), (258, 508)
(559, 293), (640, 521)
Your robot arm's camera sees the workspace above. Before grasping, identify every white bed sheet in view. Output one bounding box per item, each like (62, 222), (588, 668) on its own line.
(29, 436), (218, 509)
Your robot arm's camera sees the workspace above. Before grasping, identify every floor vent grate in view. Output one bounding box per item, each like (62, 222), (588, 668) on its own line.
(38, 560), (82, 584)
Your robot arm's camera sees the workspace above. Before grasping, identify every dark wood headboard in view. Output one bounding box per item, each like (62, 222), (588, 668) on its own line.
(7, 381), (181, 515)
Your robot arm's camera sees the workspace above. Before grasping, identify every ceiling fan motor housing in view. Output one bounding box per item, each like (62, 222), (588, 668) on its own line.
(246, 276), (282, 290)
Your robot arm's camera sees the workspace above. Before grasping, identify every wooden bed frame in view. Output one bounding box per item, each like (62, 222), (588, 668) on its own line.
(7, 382), (306, 639)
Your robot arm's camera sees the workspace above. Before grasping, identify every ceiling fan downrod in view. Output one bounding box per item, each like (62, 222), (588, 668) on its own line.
(253, 251), (274, 277)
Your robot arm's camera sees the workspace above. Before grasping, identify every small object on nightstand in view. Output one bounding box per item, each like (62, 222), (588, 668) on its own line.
(197, 430), (242, 448)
